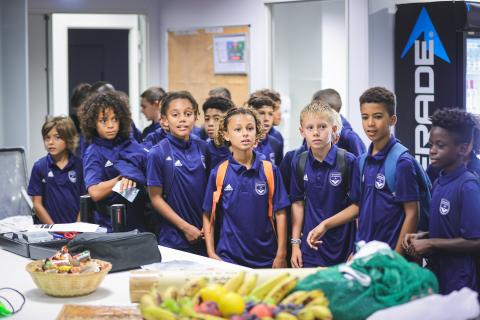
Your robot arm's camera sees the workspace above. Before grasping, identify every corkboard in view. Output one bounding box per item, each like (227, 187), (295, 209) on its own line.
(168, 26), (250, 121)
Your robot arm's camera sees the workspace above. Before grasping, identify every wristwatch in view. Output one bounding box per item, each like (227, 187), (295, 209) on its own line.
(290, 238), (301, 245)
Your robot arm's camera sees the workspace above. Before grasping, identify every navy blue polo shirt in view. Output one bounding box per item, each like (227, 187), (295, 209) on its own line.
(28, 154), (85, 223)
(290, 145), (356, 266)
(279, 144), (308, 196)
(83, 136), (148, 231)
(428, 165), (480, 295)
(350, 136), (420, 249)
(206, 139), (230, 173)
(143, 127), (168, 150)
(202, 151), (290, 268)
(269, 127), (284, 153)
(147, 133), (207, 253)
(255, 134), (283, 166)
(427, 152), (480, 183)
(142, 121), (161, 139)
(337, 115), (366, 157)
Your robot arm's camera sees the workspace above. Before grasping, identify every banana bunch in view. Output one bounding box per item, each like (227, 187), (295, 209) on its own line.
(271, 290), (331, 320)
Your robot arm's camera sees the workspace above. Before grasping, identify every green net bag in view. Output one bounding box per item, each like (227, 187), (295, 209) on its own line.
(296, 244), (438, 320)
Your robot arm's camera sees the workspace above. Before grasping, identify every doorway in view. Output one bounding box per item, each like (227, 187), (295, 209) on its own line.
(68, 29), (129, 116)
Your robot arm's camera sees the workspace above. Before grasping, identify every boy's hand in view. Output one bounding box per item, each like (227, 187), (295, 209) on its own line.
(208, 253), (223, 261)
(291, 245), (303, 268)
(402, 232), (428, 252)
(410, 238), (433, 256)
(306, 224), (326, 250)
(183, 224), (203, 244)
(272, 256), (287, 268)
(120, 177), (136, 192)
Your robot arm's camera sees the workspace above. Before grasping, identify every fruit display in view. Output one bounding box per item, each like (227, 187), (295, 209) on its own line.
(138, 271), (332, 320)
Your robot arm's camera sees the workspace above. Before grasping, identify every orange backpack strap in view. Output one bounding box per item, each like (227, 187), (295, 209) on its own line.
(210, 160), (229, 230)
(262, 160), (276, 234)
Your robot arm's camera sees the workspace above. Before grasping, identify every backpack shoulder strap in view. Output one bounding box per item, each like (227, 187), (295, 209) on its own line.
(358, 152), (368, 182)
(336, 148), (350, 193)
(296, 150), (309, 189)
(384, 143), (408, 193)
(262, 160), (276, 234)
(210, 160), (229, 229)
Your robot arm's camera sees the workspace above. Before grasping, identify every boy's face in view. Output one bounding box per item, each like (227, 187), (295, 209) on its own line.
(140, 98), (159, 122)
(224, 114), (257, 151)
(429, 126), (468, 170)
(257, 105), (275, 135)
(273, 104), (282, 126)
(96, 108), (119, 140)
(44, 127), (67, 157)
(204, 108), (224, 139)
(300, 114), (336, 151)
(164, 98), (196, 141)
(360, 103), (396, 144)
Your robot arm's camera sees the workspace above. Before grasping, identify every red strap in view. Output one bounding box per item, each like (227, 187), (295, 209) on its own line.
(262, 161), (276, 235)
(210, 160), (229, 231)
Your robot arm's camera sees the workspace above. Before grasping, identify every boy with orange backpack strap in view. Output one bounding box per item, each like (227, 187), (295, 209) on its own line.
(202, 107), (290, 268)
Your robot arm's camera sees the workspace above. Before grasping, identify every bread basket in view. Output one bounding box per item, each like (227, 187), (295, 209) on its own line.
(26, 259), (112, 297)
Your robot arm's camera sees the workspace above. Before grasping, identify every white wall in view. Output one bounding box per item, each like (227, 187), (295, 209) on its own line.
(1, 0), (29, 153)
(157, 0), (268, 92)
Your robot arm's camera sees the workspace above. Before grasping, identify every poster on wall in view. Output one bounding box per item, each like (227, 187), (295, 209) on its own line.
(213, 34), (248, 74)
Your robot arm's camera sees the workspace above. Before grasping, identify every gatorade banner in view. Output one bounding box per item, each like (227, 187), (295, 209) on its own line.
(395, 2), (461, 168)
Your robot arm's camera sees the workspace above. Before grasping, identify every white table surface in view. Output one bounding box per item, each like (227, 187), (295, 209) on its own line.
(2, 246), (245, 319)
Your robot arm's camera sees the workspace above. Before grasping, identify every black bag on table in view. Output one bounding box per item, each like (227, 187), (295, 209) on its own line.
(67, 230), (161, 272)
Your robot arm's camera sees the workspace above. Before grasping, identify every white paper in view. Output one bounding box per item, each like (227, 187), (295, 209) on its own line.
(112, 181), (139, 203)
(0, 215), (34, 233)
(27, 222), (100, 233)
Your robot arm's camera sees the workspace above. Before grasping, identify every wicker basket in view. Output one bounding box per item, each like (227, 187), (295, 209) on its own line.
(26, 259), (112, 297)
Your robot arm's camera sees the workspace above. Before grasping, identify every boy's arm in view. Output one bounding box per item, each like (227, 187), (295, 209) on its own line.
(291, 200), (305, 268)
(87, 176), (121, 202)
(32, 196), (54, 224)
(307, 204), (359, 250)
(411, 237), (480, 256)
(148, 186), (202, 244)
(395, 201), (419, 255)
(273, 209), (287, 268)
(202, 213), (221, 260)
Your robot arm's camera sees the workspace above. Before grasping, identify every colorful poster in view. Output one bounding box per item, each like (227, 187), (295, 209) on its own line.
(213, 34), (248, 74)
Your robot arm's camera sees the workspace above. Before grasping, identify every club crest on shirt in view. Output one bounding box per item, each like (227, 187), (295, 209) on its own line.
(329, 172), (342, 187)
(68, 170), (77, 183)
(255, 182), (267, 195)
(439, 198), (450, 215)
(375, 173), (385, 189)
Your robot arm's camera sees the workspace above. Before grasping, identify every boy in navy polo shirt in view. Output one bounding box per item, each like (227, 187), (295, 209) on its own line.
(307, 87), (420, 255)
(147, 91), (208, 255)
(203, 96), (235, 171)
(142, 118), (169, 150)
(248, 96), (283, 165)
(28, 116), (85, 224)
(251, 89), (285, 150)
(404, 108), (480, 295)
(82, 91), (148, 232)
(290, 102), (356, 267)
(312, 88), (366, 156)
(140, 86), (166, 139)
(202, 107), (290, 268)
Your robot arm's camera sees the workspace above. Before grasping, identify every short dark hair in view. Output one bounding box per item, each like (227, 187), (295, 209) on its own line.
(250, 89), (281, 104)
(141, 86), (166, 104)
(247, 95), (277, 111)
(91, 81), (115, 93)
(42, 116), (79, 154)
(202, 96), (235, 114)
(70, 83), (92, 110)
(430, 108), (477, 145)
(208, 87), (231, 100)
(161, 91), (199, 117)
(80, 91), (132, 142)
(359, 87), (396, 116)
(312, 88), (342, 112)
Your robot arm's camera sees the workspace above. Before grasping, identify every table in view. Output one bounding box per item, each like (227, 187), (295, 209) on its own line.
(1, 246), (245, 319)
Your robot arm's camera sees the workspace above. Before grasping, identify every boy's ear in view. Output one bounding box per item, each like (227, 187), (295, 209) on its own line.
(299, 126), (306, 138)
(458, 142), (470, 158)
(223, 130), (230, 142)
(389, 114), (397, 127)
